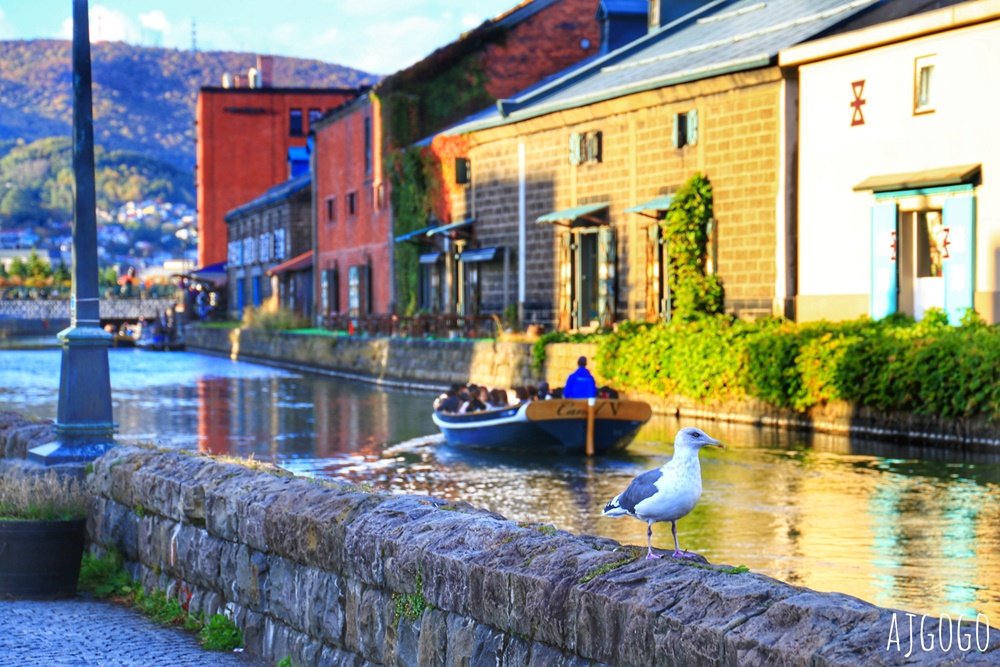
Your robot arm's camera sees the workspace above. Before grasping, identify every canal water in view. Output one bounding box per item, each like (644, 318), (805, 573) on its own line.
(1, 347), (997, 621)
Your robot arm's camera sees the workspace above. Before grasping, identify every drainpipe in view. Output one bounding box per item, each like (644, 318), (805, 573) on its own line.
(517, 142), (526, 326)
(310, 134), (320, 327)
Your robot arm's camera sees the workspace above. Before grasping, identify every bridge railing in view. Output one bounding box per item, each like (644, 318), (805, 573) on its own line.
(0, 298), (177, 321)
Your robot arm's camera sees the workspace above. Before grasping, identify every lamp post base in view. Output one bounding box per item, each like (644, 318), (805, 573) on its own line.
(28, 440), (115, 466)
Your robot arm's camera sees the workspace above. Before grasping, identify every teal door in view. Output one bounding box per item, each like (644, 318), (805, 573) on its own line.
(942, 196), (976, 324)
(870, 202), (898, 320)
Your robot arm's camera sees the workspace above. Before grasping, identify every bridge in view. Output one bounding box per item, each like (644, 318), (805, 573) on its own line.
(0, 298), (177, 337)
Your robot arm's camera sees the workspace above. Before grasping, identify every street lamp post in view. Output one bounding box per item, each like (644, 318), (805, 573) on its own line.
(29, 0), (115, 465)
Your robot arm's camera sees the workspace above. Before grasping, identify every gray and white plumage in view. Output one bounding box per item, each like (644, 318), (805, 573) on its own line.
(603, 427), (724, 559)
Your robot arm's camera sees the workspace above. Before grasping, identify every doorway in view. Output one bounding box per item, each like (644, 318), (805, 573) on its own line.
(897, 210), (945, 320)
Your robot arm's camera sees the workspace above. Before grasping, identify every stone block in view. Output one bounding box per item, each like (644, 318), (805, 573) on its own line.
(418, 608), (450, 667)
(446, 613), (478, 667)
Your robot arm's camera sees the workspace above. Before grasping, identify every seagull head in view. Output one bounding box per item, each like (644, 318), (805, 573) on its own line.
(674, 427), (725, 451)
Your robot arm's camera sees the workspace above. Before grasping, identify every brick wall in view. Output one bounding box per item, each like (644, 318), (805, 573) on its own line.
(314, 96), (392, 317)
(461, 68), (786, 328)
(483, 0), (601, 100)
(197, 87), (359, 268)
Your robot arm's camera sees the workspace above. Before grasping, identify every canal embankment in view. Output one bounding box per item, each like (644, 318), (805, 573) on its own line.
(187, 325), (1000, 449)
(2, 415), (995, 667)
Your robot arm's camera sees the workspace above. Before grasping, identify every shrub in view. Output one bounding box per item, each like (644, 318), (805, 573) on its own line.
(242, 301), (309, 331)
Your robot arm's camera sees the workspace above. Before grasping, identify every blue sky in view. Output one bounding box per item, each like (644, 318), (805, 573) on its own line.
(0, 0), (521, 74)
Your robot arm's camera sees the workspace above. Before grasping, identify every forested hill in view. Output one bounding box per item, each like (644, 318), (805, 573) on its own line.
(0, 40), (378, 171)
(0, 137), (195, 227)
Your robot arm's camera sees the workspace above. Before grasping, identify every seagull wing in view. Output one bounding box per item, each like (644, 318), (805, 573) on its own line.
(603, 468), (663, 517)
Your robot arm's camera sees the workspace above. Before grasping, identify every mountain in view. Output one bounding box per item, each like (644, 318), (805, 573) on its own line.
(0, 40), (378, 172)
(0, 136), (195, 227)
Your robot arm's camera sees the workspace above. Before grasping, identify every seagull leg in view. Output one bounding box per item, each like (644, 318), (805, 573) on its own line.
(671, 521), (691, 558)
(645, 523), (662, 560)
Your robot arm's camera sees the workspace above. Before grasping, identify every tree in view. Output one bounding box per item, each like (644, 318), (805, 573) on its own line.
(53, 260), (71, 286)
(26, 249), (52, 279)
(8, 256), (28, 279)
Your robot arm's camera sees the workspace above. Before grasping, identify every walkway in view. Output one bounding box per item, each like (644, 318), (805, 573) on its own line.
(0, 597), (270, 667)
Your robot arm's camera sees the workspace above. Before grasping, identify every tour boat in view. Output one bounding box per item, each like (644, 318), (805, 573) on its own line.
(432, 398), (652, 455)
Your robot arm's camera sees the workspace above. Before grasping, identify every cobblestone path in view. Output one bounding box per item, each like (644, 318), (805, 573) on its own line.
(0, 597), (270, 666)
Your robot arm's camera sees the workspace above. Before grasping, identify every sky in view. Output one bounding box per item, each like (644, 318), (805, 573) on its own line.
(0, 0), (523, 75)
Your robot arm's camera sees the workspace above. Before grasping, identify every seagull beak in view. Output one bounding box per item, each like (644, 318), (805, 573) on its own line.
(707, 438), (725, 450)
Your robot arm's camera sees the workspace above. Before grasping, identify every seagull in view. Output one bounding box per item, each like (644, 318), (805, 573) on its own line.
(602, 427), (724, 560)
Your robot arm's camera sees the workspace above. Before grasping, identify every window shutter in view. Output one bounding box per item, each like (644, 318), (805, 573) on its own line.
(598, 226), (617, 329)
(672, 114), (681, 148)
(586, 131), (602, 163)
(942, 195), (976, 324)
(870, 202), (899, 320)
(569, 133), (582, 165)
(646, 224), (659, 322)
(558, 233), (574, 330)
(686, 109), (698, 146)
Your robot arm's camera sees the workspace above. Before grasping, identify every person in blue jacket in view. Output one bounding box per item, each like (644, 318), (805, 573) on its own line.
(563, 356), (597, 399)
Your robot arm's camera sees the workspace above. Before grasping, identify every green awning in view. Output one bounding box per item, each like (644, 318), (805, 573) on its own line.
(853, 164), (981, 193)
(625, 195), (674, 216)
(536, 203), (608, 227)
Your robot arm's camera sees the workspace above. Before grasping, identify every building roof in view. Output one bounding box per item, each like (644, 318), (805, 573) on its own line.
(225, 172), (312, 222)
(780, 0), (1000, 66)
(445, 0), (886, 134)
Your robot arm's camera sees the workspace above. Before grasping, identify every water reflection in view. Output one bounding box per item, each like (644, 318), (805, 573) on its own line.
(0, 348), (997, 620)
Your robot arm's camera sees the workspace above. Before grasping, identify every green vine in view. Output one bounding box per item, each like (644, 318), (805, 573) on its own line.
(662, 172), (724, 321)
(388, 148), (434, 315)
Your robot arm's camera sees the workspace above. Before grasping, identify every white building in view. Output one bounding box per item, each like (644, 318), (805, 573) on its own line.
(782, 0), (1000, 323)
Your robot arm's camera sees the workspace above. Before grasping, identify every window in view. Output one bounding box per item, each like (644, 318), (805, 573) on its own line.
(347, 191), (357, 216)
(914, 55), (935, 114)
(326, 196), (336, 223)
(308, 108), (323, 128)
(274, 228), (286, 260)
(569, 131), (602, 165)
(364, 116), (372, 176)
(289, 109), (303, 136)
(673, 110), (698, 148)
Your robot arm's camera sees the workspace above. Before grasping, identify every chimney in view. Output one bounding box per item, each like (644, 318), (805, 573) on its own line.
(248, 67), (260, 88)
(222, 72), (232, 88)
(649, 0), (715, 32)
(257, 55), (273, 88)
(233, 74), (244, 88)
(596, 0), (648, 54)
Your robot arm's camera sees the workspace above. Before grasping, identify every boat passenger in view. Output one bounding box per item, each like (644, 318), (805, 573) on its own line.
(437, 388), (462, 413)
(598, 385), (619, 399)
(489, 388), (509, 408)
(512, 387), (529, 405)
(537, 381), (551, 400)
(434, 383), (463, 410)
(563, 356), (597, 399)
(527, 386), (539, 402)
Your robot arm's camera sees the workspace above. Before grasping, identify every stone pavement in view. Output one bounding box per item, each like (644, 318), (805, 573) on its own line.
(0, 597), (271, 667)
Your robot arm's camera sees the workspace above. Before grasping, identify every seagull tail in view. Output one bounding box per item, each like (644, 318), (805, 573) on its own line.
(602, 495), (629, 517)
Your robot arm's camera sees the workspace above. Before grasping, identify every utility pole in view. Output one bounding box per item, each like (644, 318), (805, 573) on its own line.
(30, 0), (115, 465)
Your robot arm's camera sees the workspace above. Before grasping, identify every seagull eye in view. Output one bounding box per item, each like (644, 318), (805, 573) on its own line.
(694, 432), (701, 438)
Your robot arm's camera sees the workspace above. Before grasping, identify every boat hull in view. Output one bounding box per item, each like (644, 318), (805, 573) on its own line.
(432, 399), (651, 455)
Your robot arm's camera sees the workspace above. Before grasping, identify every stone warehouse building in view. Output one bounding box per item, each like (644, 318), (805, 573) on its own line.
(196, 55), (362, 269)
(225, 173), (313, 318)
(438, 0), (966, 329)
(311, 0), (603, 321)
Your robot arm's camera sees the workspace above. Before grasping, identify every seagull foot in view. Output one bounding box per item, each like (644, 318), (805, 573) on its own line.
(645, 552), (663, 560)
(671, 550), (698, 559)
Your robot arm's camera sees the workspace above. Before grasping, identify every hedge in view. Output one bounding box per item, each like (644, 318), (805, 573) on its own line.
(592, 310), (1000, 420)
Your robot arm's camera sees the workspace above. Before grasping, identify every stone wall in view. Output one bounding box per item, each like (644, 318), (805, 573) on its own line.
(81, 445), (998, 667)
(186, 326), (542, 390)
(188, 328), (1000, 447)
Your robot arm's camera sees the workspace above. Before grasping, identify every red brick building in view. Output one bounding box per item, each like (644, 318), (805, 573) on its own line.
(196, 57), (361, 268)
(313, 0), (602, 320)
(312, 94), (390, 318)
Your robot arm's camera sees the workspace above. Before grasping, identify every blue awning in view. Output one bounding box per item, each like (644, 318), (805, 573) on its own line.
(459, 247), (501, 263)
(625, 195), (674, 215)
(419, 252), (441, 264)
(536, 203), (608, 227)
(394, 218), (475, 243)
